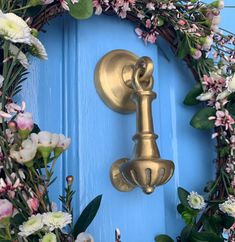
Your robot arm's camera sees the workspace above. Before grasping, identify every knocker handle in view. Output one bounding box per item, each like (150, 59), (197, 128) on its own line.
(95, 50), (174, 194)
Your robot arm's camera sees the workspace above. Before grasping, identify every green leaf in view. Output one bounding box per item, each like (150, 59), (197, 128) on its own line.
(31, 123), (40, 134)
(190, 107), (216, 130)
(227, 92), (235, 101)
(155, 234), (174, 242)
(184, 83), (203, 106)
(67, 0), (93, 19)
(178, 187), (190, 207)
(177, 35), (190, 59)
(180, 224), (194, 242)
(191, 231), (224, 242)
(182, 211), (194, 225)
(72, 195), (102, 238)
(177, 203), (186, 214)
(222, 214), (235, 229)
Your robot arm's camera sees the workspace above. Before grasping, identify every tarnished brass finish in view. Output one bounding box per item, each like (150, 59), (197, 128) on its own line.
(95, 50), (174, 194)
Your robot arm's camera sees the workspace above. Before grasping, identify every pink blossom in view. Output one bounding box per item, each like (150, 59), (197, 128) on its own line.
(213, 110), (235, 130)
(42, 0), (54, 4)
(93, 0), (103, 15)
(27, 198), (39, 213)
(0, 173), (21, 198)
(178, 19), (187, 26)
(15, 112), (34, 131)
(146, 2), (155, 10)
(6, 101), (26, 114)
(202, 74), (226, 94)
(0, 199), (13, 220)
(191, 49), (202, 60)
(145, 19), (151, 29)
(146, 32), (157, 44)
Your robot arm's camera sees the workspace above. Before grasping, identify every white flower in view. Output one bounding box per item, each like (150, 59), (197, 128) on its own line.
(41, 233), (56, 242)
(202, 36), (213, 51)
(216, 90), (230, 100)
(19, 214), (44, 237)
(0, 11), (31, 44)
(227, 75), (235, 92)
(219, 198), (235, 218)
(9, 44), (29, 69)
(10, 138), (37, 164)
(75, 232), (94, 242)
(30, 35), (48, 60)
(36, 131), (59, 148)
(196, 92), (214, 101)
(0, 75), (3, 88)
(187, 191), (206, 210)
(57, 134), (71, 150)
(43, 211), (72, 231)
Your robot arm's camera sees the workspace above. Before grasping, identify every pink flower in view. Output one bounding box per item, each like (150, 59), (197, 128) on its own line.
(27, 198), (39, 213)
(0, 199), (13, 220)
(93, 0), (103, 15)
(212, 110), (235, 130)
(146, 2), (155, 10)
(145, 19), (151, 29)
(178, 19), (187, 26)
(16, 112), (34, 131)
(0, 173), (21, 198)
(146, 32), (157, 44)
(6, 101), (26, 114)
(191, 49), (202, 60)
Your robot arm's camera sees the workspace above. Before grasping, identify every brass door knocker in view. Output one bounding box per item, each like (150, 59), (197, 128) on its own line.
(95, 50), (174, 194)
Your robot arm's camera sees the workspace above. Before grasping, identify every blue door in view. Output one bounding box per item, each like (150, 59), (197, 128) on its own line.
(19, 7), (234, 241)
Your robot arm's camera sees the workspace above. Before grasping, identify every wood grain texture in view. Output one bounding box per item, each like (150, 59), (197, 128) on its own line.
(18, 12), (235, 241)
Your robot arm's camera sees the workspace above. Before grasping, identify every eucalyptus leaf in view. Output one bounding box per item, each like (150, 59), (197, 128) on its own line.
(67, 0), (93, 19)
(190, 107), (216, 130)
(155, 234), (174, 242)
(72, 195), (102, 238)
(184, 83), (203, 105)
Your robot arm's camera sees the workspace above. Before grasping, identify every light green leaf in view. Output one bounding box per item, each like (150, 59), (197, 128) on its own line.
(155, 234), (174, 242)
(67, 0), (93, 19)
(184, 83), (203, 106)
(190, 107), (216, 130)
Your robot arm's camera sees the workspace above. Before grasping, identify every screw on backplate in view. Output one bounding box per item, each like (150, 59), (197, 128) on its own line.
(115, 228), (121, 242)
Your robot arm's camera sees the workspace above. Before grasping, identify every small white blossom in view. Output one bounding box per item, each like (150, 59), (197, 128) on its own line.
(75, 232), (94, 242)
(42, 211), (72, 231)
(19, 214), (44, 237)
(227, 74), (235, 92)
(0, 11), (31, 44)
(187, 191), (206, 210)
(219, 198), (235, 218)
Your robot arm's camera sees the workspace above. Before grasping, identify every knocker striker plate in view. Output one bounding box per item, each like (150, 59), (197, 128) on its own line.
(94, 49), (139, 113)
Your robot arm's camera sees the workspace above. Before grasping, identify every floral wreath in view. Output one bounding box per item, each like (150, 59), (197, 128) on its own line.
(0, 0), (234, 242)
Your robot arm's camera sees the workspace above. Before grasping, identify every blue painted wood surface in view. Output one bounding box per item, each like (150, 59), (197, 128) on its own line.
(20, 5), (234, 241)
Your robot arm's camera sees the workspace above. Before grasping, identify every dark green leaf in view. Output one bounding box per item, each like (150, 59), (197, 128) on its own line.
(177, 35), (190, 59)
(191, 231), (224, 242)
(177, 204), (185, 214)
(67, 0), (93, 19)
(184, 83), (203, 106)
(180, 224), (194, 242)
(72, 195), (102, 238)
(178, 187), (190, 207)
(222, 214), (235, 229)
(155, 234), (174, 242)
(227, 92), (235, 101)
(31, 123), (40, 134)
(10, 213), (25, 227)
(190, 107), (216, 130)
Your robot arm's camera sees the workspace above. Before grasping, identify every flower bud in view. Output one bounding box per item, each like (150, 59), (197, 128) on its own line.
(8, 120), (17, 132)
(16, 112), (34, 139)
(0, 199), (13, 221)
(66, 175), (74, 186)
